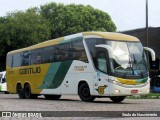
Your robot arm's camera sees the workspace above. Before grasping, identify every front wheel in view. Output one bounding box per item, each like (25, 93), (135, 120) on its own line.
(78, 83), (95, 102)
(110, 96), (126, 103)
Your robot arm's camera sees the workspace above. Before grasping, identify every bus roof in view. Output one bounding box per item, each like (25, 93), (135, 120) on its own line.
(83, 32), (139, 42)
(8, 32), (139, 54)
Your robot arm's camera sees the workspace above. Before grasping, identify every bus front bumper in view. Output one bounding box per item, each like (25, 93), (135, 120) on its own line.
(108, 83), (150, 96)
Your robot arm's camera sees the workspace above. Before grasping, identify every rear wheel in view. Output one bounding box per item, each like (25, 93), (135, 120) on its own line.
(44, 95), (61, 100)
(78, 83), (95, 102)
(24, 84), (33, 99)
(110, 96), (126, 103)
(17, 84), (25, 99)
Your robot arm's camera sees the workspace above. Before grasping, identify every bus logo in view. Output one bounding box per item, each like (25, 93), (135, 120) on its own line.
(19, 67), (41, 75)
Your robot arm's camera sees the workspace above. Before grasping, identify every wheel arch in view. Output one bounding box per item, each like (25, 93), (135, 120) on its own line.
(78, 80), (89, 94)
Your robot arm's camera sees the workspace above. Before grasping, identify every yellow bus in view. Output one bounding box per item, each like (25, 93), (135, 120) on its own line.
(6, 32), (155, 102)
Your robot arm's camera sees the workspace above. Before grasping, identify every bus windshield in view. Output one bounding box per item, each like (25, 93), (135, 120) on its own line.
(108, 41), (148, 78)
(85, 38), (148, 79)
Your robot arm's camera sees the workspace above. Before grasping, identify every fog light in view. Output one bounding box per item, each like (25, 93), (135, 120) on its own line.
(115, 89), (120, 93)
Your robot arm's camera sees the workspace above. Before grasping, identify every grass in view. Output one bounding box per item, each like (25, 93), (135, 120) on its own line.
(127, 93), (160, 99)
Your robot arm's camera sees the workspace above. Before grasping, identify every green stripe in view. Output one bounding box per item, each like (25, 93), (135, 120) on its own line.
(39, 61), (73, 89)
(136, 78), (148, 84)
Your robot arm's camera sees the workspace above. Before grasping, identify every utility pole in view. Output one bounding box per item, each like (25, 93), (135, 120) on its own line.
(146, 0), (148, 47)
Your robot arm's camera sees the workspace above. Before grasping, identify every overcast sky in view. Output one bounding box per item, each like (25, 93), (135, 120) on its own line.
(0, 0), (159, 31)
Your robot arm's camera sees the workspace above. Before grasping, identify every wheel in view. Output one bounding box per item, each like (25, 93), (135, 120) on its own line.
(110, 96), (126, 103)
(24, 84), (32, 99)
(17, 84), (25, 99)
(78, 83), (95, 102)
(44, 95), (61, 100)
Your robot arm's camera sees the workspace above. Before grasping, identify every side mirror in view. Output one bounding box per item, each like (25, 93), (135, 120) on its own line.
(144, 47), (156, 61)
(95, 44), (113, 58)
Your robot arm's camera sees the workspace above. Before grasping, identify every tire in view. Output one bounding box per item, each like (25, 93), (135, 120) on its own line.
(17, 84), (25, 99)
(24, 84), (32, 99)
(44, 95), (61, 100)
(110, 96), (126, 103)
(78, 83), (95, 102)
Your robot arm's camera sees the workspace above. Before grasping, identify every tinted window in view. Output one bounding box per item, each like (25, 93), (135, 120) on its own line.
(43, 46), (54, 63)
(85, 38), (106, 58)
(70, 40), (88, 62)
(21, 51), (31, 66)
(7, 54), (13, 67)
(13, 53), (21, 67)
(54, 43), (70, 62)
(31, 49), (42, 65)
(97, 52), (107, 73)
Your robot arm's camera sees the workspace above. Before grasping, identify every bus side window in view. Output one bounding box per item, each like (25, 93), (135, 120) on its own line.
(43, 46), (54, 63)
(54, 44), (69, 62)
(70, 40), (88, 62)
(31, 49), (42, 65)
(97, 51), (107, 73)
(21, 51), (31, 66)
(7, 54), (13, 68)
(13, 53), (21, 67)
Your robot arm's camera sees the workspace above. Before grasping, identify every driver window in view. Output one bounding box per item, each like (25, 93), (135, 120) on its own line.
(97, 52), (107, 73)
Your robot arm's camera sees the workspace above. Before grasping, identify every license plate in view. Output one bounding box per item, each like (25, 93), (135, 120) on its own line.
(131, 90), (138, 93)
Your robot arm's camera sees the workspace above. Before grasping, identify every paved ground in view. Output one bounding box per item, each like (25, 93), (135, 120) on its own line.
(0, 93), (160, 119)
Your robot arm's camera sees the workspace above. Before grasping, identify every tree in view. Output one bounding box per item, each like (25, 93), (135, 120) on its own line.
(0, 2), (117, 71)
(0, 8), (51, 70)
(40, 2), (116, 38)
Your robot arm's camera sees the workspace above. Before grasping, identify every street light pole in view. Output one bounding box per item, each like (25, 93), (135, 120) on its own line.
(146, 0), (148, 47)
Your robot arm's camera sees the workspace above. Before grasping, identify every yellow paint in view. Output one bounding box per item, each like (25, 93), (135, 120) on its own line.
(97, 85), (107, 94)
(6, 63), (51, 94)
(8, 32), (139, 55)
(116, 77), (138, 85)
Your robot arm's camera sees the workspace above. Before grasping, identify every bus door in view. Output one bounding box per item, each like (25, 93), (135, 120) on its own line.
(94, 47), (110, 95)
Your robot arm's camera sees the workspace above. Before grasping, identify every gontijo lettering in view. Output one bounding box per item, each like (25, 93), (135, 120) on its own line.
(19, 67), (41, 75)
